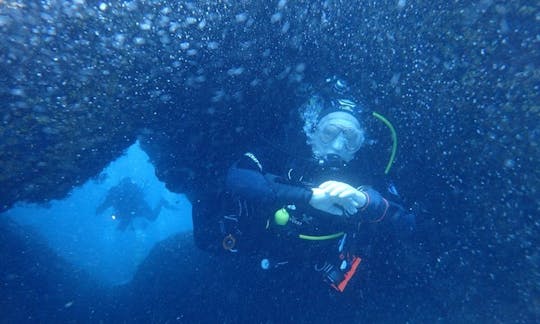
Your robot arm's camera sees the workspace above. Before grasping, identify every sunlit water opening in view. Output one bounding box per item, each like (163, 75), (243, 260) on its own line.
(2, 141), (192, 286)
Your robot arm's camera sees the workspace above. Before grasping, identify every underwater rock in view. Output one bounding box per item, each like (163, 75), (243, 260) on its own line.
(0, 1), (538, 321)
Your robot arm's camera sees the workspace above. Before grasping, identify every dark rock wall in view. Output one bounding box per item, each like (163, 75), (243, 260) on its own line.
(0, 0), (538, 320)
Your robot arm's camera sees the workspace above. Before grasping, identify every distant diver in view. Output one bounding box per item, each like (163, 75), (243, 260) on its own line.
(96, 177), (170, 231)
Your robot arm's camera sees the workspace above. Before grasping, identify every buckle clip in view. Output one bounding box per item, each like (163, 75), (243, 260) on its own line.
(323, 256), (362, 292)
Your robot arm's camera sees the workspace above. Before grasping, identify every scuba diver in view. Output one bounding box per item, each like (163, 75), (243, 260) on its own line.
(192, 77), (415, 292)
(96, 177), (167, 231)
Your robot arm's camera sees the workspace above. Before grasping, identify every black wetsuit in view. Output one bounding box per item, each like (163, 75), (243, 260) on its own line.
(191, 129), (415, 292)
(96, 178), (162, 231)
(222, 144), (402, 272)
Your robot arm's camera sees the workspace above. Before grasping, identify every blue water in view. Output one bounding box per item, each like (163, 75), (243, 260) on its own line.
(3, 141), (192, 286)
(0, 0), (538, 323)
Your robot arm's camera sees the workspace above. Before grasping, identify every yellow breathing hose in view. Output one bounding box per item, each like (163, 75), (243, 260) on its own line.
(298, 232), (344, 241)
(372, 112), (397, 174)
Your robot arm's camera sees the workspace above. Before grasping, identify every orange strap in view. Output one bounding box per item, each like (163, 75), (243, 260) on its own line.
(333, 256), (362, 292)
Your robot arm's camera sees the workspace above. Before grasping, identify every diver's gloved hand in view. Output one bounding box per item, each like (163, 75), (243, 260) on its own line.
(319, 181), (367, 210)
(309, 187), (346, 215)
(309, 181), (366, 215)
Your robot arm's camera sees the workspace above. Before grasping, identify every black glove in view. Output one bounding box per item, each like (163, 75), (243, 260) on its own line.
(359, 187), (389, 223)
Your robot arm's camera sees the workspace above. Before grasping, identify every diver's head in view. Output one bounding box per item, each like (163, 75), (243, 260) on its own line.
(307, 110), (365, 164)
(301, 77), (366, 166)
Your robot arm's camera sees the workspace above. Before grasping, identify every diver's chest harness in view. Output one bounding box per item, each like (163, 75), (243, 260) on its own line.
(218, 167), (362, 293)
